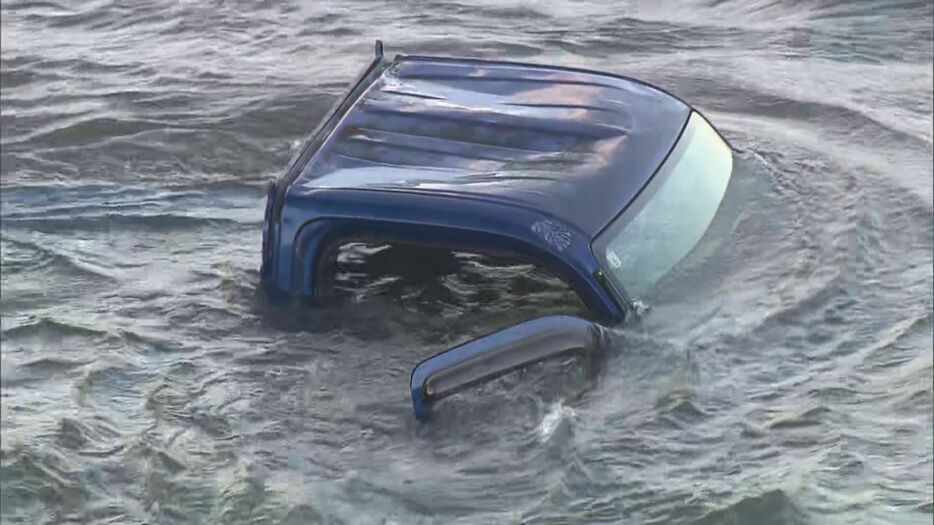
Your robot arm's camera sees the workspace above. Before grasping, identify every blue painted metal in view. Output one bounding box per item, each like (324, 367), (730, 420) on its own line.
(410, 315), (604, 421)
(262, 43), (694, 323)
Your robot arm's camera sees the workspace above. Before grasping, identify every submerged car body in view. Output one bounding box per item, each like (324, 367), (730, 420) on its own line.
(262, 42), (733, 420)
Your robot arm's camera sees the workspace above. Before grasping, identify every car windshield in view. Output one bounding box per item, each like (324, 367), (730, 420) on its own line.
(593, 111), (733, 303)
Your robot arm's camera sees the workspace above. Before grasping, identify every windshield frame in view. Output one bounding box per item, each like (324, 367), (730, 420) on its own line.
(590, 110), (733, 310)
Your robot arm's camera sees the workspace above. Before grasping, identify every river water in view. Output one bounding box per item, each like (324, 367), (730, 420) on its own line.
(1, 1), (932, 523)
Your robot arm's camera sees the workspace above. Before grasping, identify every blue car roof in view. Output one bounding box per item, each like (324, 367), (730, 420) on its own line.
(288, 53), (691, 237)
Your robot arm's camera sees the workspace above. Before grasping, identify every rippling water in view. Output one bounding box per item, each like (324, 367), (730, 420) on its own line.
(2, 1), (932, 523)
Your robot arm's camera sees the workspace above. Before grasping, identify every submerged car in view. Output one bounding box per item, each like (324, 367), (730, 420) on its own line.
(261, 41), (733, 421)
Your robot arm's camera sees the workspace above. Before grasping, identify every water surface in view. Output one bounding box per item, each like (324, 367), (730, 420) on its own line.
(1, 1), (932, 523)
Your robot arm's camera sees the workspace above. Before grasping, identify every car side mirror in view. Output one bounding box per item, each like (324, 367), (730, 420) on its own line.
(409, 315), (606, 421)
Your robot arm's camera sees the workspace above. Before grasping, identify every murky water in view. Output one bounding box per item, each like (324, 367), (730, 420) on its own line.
(1, 1), (932, 523)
